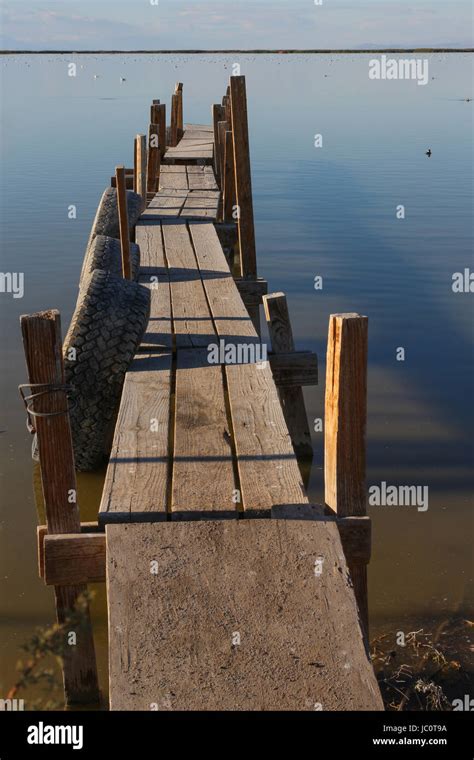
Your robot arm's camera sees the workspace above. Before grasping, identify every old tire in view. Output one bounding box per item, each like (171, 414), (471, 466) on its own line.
(63, 269), (150, 471)
(80, 235), (141, 284)
(87, 187), (142, 248)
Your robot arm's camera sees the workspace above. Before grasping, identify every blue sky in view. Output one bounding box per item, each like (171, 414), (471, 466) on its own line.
(1, 0), (472, 49)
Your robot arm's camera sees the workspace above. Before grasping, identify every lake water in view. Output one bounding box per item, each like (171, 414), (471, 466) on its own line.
(0, 53), (472, 707)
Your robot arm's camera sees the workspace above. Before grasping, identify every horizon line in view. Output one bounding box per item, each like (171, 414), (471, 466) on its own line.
(1, 48), (473, 55)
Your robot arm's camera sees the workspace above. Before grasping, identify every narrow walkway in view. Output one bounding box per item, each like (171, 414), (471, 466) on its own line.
(100, 120), (383, 711)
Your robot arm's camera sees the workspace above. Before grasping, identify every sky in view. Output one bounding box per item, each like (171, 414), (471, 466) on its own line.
(0, 0), (473, 50)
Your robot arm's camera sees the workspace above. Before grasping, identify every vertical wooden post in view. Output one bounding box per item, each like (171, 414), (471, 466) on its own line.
(135, 134), (147, 210)
(115, 166), (132, 280)
(20, 311), (100, 706)
(324, 313), (369, 638)
(212, 104), (225, 183)
(146, 123), (161, 194)
(263, 293), (313, 458)
(170, 94), (179, 148)
(175, 82), (183, 135)
(225, 85), (231, 123)
(217, 120), (228, 203)
(133, 138), (138, 193)
(223, 130), (235, 222)
(230, 75), (257, 278)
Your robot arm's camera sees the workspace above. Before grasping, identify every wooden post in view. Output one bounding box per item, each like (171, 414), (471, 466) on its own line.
(170, 94), (179, 147)
(135, 134), (147, 210)
(151, 103), (166, 158)
(20, 311), (100, 705)
(115, 166), (132, 280)
(212, 104), (225, 182)
(230, 75), (257, 278)
(175, 82), (183, 135)
(217, 120), (228, 204)
(133, 138), (138, 193)
(324, 313), (369, 638)
(263, 293), (313, 458)
(225, 85), (231, 123)
(146, 123), (161, 194)
(223, 130), (235, 222)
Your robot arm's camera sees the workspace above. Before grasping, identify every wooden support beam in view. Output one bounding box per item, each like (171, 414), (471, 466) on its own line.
(44, 534), (106, 586)
(37, 522), (100, 580)
(263, 293), (313, 458)
(337, 516), (371, 564)
(234, 276), (267, 304)
(20, 311), (99, 705)
(146, 123), (161, 194)
(115, 166), (132, 280)
(212, 104), (225, 182)
(170, 93), (179, 148)
(324, 313), (369, 639)
(230, 75), (257, 278)
(217, 120), (228, 212)
(269, 351), (318, 388)
(223, 129), (235, 222)
(135, 134), (147, 210)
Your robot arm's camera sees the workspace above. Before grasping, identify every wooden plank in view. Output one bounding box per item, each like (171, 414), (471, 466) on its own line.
(162, 222), (216, 348)
(136, 221), (172, 351)
(106, 521), (383, 711)
(37, 522), (100, 580)
(172, 348), (237, 520)
(188, 222), (257, 342)
(159, 166), (188, 191)
(263, 293), (312, 458)
(269, 351), (318, 388)
(99, 352), (172, 524)
(230, 76), (257, 277)
(226, 359), (313, 516)
(141, 189), (188, 218)
(44, 534), (105, 586)
(187, 166), (218, 191)
(20, 311), (99, 705)
(324, 313), (369, 637)
(180, 191), (220, 220)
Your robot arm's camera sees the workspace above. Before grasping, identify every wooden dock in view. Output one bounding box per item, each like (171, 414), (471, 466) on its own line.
(22, 77), (383, 711)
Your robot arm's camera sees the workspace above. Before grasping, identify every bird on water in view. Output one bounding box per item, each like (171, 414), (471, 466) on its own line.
(426, 149), (432, 157)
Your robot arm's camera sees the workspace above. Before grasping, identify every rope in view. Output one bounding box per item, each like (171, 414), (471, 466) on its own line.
(18, 383), (75, 434)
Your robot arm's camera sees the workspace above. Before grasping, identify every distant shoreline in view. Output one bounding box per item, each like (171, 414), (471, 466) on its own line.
(1, 48), (473, 55)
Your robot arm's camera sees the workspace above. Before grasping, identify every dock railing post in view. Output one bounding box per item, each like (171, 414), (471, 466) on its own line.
(147, 123), (161, 195)
(324, 313), (370, 640)
(20, 310), (100, 706)
(263, 293), (313, 458)
(217, 120), (228, 206)
(135, 134), (147, 211)
(223, 129), (235, 222)
(151, 102), (166, 159)
(175, 82), (183, 137)
(115, 166), (132, 280)
(230, 75), (257, 278)
(170, 93), (179, 148)
(212, 103), (225, 185)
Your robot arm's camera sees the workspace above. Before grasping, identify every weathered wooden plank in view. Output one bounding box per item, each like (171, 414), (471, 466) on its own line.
(269, 351), (318, 388)
(180, 191), (220, 220)
(172, 348), (236, 520)
(99, 352), (172, 524)
(106, 520), (383, 711)
(187, 166), (218, 190)
(37, 522), (100, 580)
(230, 76), (257, 277)
(226, 359), (313, 515)
(162, 222), (216, 348)
(44, 534), (105, 586)
(188, 222), (257, 342)
(159, 165), (189, 191)
(141, 189), (188, 218)
(135, 221), (166, 272)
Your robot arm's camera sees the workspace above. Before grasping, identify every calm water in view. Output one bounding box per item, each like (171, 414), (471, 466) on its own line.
(0, 54), (472, 706)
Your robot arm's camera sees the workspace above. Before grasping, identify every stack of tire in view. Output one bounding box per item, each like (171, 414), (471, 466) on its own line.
(33, 188), (150, 471)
